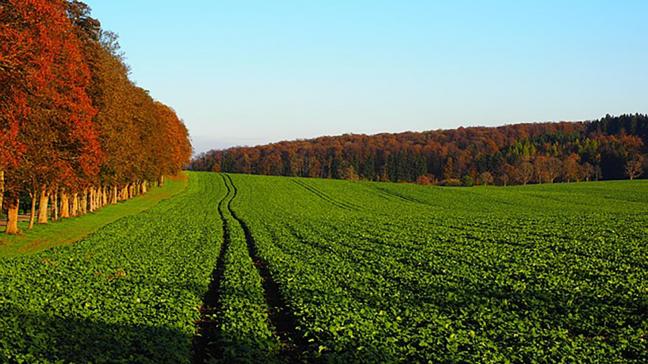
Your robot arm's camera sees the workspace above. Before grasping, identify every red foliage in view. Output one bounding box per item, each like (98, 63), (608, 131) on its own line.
(1, 0), (102, 193)
(191, 116), (648, 185)
(1, 0), (191, 220)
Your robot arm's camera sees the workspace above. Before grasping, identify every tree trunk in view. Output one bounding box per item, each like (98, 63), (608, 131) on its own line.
(5, 197), (19, 235)
(142, 181), (148, 194)
(112, 186), (118, 204)
(97, 186), (103, 208)
(89, 187), (95, 212)
(52, 191), (59, 221)
(28, 192), (36, 230)
(38, 186), (49, 224)
(102, 187), (108, 206)
(71, 193), (79, 217)
(0, 170), (4, 220)
(60, 191), (70, 218)
(81, 188), (88, 215)
(158, 175), (164, 187)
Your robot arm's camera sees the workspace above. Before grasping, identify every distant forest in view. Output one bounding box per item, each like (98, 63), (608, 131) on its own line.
(190, 114), (647, 186)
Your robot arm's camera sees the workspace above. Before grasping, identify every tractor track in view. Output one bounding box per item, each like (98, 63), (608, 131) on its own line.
(224, 174), (305, 362)
(370, 184), (432, 206)
(192, 175), (233, 364)
(293, 179), (360, 211)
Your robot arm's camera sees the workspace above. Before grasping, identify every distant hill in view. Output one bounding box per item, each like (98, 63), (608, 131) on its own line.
(190, 114), (648, 186)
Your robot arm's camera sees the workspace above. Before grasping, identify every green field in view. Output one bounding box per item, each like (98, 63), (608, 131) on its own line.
(0, 175), (188, 258)
(1, 173), (646, 363)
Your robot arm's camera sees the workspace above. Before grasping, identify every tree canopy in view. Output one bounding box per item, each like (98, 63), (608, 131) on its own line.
(0, 0), (192, 234)
(191, 115), (648, 186)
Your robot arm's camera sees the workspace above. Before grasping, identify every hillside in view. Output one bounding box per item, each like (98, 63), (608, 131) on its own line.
(191, 114), (648, 185)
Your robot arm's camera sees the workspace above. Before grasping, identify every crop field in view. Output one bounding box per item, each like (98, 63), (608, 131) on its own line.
(0, 173), (224, 363)
(1, 172), (647, 363)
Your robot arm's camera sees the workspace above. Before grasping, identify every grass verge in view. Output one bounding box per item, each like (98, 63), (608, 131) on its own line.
(0, 174), (188, 258)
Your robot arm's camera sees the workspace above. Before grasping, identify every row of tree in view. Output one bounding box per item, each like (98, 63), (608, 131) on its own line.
(190, 114), (647, 185)
(0, 0), (192, 234)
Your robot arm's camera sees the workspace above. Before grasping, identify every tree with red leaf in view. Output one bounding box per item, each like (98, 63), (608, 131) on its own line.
(1, 0), (101, 233)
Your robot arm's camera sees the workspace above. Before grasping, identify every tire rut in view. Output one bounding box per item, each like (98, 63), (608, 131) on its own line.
(293, 179), (360, 211)
(370, 184), (431, 206)
(192, 176), (233, 364)
(224, 174), (305, 362)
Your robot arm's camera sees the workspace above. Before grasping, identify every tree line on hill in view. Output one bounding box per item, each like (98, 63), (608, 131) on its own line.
(0, 0), (192, 234)
(190, 114), (647, 186)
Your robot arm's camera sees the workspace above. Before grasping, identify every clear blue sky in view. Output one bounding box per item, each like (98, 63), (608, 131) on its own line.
(86, 0), (648, 153)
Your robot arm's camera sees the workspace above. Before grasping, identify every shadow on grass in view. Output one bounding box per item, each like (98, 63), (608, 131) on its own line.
(0, 304), (192, 363)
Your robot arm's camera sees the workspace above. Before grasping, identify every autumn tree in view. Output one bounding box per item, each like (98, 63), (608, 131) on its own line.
(579, 162), (595, 182)
(1, 0), (101, 233)
(190, 114), (646, 186)
(515, 162), (534, 185)
(0, 0), (38, 229)
(1, 0), (191, 233)
(479, 171), (494, 185)
(562, 154), (580, 182)
(416, 175), (432, 185)
(341, 164), (359, 181)
(153, 102), (192, 177)
(625, 156), (644, 180)
(534, 156), (562, 184)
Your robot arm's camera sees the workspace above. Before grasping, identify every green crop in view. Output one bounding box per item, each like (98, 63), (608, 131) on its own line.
(215, 175), (281, 363)
(229, 175), (648, 363)
(0, 173), (224, 363)
(1, 173), (646, 363)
